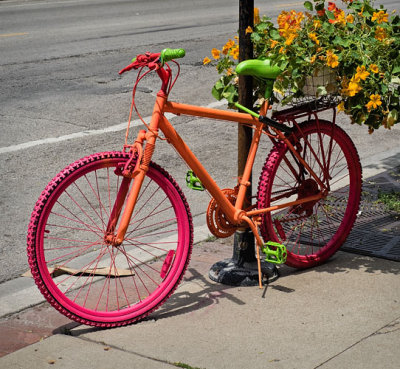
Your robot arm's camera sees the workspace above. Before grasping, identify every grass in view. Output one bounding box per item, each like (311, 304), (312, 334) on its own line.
(174, 362), (205, 369)
(377, 190), (400, 213)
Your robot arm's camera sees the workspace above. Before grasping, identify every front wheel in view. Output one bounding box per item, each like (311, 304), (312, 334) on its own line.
(257, 120), (362, 268)
(27, 151), (193, 327)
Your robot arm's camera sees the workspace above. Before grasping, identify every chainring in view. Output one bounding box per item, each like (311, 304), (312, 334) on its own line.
(206, 188), (238, 238)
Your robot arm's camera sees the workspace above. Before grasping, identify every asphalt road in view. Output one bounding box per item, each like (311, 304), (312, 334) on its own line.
(1, 0), (399, 284)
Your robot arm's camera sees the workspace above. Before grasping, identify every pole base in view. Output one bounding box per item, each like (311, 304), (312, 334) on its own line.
(209, 258), (279, 287)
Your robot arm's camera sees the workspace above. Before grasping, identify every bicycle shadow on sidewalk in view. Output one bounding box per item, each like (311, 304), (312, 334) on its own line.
(149, 267), (246, 322)
(66, 266), (246, 337)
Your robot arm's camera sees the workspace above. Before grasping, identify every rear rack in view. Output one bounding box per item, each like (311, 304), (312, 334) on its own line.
(272, 96), (338, 122)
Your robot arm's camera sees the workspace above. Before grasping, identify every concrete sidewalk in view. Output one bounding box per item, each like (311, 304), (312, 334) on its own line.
(0, 156), (399, 368)
(1, 238), (399, 369)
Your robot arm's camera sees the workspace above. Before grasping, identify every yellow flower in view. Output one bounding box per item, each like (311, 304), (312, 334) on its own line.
(203, 57), (211, 65)
(369, 64), (379, 74)
(355, 65), (370, 81)
(347, 81), (362, 96)
(342, 76), (362, 97)
(346, 14), (354, 23)
(337, 101), (345, 112)
(254, 7), (260, 25)
(372, 10), (389, 24)
(308, 32), (319, 45)
(279, 46), (286, 54)
(375, 26), (387, 42)
(211, 48), (220, 59)
(365, 94), (382, 111)
(313, 20), (321, 29)
(326, 51), (339, 68)
(310, 55), (316, 64)
(245, 26), (253, 34)
(226, 68), (233, 76)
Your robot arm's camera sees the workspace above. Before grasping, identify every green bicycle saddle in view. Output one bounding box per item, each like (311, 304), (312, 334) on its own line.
(236, 59), (282, 80)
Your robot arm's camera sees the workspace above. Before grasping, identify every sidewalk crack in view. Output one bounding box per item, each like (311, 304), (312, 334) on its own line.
(74, 335), (179, 367)
(314, 316), (400, 368)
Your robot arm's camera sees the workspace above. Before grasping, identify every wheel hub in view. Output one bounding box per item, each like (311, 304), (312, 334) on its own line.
(292, 178), (320, 216)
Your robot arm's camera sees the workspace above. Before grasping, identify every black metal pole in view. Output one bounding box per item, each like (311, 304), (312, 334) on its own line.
(209, 1), (278, 286)
(236, 0), (256, 267)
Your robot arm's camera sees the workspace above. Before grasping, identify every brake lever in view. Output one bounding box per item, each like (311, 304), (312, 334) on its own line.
(118, 62), (138, 75)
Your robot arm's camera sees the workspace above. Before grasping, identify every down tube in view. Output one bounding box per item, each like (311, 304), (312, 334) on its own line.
(158, 116), (238, 222)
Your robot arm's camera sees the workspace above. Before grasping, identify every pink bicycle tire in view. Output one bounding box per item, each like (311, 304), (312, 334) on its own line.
(257, 120), (362, 268)
(27, 151), (193, 327)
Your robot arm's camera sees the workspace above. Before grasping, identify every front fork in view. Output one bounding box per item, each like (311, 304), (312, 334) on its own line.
(105, 95), (165, 246)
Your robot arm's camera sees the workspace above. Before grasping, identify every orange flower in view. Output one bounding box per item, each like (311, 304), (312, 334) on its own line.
(355, 65), (370, 81)
(230, 45), (239, 60)
(203, 57), (211, 65)
(369, 64), (379, 74)
(326, 50), (339, 68)
(211, 48), (220, 59)
(365, 94), (382, 111)
(245, 26), (253, 34)
(308, 32), (320, 45)
(313, 19), (322, 29)
(222, 39), (235, 55)
(375, 26), (387, 41)
(285, 32), (297, 46)
(328, 2), (337, 11)
(341, 76), (362, 97)
(372, 10), (389, 24)
(270, 39), (279, 48)
(254, 7), (260, 25)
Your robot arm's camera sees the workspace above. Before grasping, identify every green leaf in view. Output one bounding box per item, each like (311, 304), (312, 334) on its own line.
(270, 29), (280, 40)
(214, 79), (224, 89)
(303, 1), (313, 11)
(388, 110), (398, 126)
(316, 86), (327, 96)
(211, 86), (222, 100)
(252, 33), (261, 42)
(325, 10), (335, 20)
(333, 36), (349, 47)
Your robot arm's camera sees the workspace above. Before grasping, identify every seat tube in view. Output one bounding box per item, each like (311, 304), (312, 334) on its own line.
(236, 101), (268, 210)
(114, 94), (167, 245)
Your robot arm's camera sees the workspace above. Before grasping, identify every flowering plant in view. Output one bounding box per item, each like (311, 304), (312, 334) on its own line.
(205, 0), (400, 131)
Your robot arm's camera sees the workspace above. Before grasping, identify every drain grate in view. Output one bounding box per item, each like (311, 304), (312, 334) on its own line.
(341, 167), (400, 261)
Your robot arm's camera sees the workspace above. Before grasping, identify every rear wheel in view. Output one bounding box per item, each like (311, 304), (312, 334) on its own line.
(257, 120), (361, 268)
(27, 151), (193, 327)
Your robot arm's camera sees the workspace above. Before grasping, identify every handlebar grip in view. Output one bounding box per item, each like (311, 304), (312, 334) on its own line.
(160, 48), (186, 63)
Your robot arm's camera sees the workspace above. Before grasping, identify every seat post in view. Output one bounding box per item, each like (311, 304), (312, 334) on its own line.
(264, 79), (275, 99)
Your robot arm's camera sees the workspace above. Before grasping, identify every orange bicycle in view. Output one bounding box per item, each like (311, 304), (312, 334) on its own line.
(27, 48), (362, 327)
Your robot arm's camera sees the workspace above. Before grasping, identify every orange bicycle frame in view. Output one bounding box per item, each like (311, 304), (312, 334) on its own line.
(110, 93), (326, 248)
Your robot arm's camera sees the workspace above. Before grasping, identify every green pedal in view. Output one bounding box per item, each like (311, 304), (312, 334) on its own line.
(186, 170), (205, 191)
(262, 241), (287, 264)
